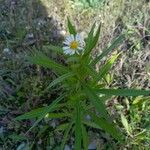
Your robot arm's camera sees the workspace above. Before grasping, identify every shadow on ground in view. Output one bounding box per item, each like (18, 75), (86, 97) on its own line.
(0, 0), (66, 149)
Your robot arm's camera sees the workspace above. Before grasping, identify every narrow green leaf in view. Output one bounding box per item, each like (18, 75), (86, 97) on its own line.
(84, 86), (109, 120)
(55, 123), (69, 132)
(8, 134), (27, 142)
(15, 103), (66, 120)
(84, 23), (101, 57)
(43, 45), (63, 54)
(121, 113), (132, 135)
(16, 94), (65, 134)
(61, 122), (73, 150)
(29, 95), (65, 132)
(84, 65), (99, 81)
(46, 112), (72, 119)
(84, 23), (96, 55)
(47, 72), (74, 89)
(134, 130), (147, 140)
(132, 96), (150, 106)
(28, 51), (68, 74)
(83, 121), (101, 129)
(15, 107), (49, 120)
(90, 112), (123, 141)
(96, 53), (120, 82)
(67, 17), (76, 35)
(82, 125), (88, 150)
(75, 101), (82, 150)
(91, 34), (125, 66)
(95, 88), (150, 97)
(91, 24), (101, 50)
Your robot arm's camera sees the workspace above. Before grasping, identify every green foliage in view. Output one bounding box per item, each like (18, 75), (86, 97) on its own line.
(16, 18), (150, 149)
(67, 17), (77, 35)
(72, 0), (105, 8)
(28, 51), (69, 75)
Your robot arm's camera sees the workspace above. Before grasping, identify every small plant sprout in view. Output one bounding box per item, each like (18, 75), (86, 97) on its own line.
(63, 33), (85, 55)
(16, 18), (150, 150)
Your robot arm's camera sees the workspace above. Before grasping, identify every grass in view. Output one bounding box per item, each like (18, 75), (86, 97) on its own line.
(0, 0), (150, 149)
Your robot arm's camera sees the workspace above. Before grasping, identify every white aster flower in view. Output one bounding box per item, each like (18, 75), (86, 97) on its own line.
(63, 33), (85, 55)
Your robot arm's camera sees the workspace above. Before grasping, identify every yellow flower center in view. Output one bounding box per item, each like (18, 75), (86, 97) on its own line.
(70, 41), (78, 49)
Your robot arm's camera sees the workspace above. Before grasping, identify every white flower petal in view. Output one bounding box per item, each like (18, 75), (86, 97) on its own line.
(78, 47), (83, 50)
(66, 34), (74, 43)
(63, 33), (85, 55)
(70, 34), (75, 41)
(63, 40), (70, 45)
(75, 33), (81, 41)
(76, 50), (80, 55)
(70, 49), (75, 55)
(64, 49), (75, 55)
(75, 33), (85, 47)
(64, 49), (71, 55)
(63, 46), (70, 50)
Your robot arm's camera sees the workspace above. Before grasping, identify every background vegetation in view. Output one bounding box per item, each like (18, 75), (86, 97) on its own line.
(0, 0), (149, 149)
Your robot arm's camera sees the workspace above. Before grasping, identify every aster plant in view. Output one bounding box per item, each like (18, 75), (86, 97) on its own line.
(16, 18), (150, 149)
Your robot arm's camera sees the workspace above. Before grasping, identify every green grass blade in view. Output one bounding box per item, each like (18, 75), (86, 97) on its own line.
(96, 53), (120, 82)
(55, 123), (69, 132)
(15, 107), (49, 120)
(89, 112), (123, 141)
(83, 120), (101, 129)
(91, 34), (125, 66)
(61, 122), (74, 150)
(43, 45), (63, 54)
(46, 112), (72, 119)
(132, 96), (150, 106)
(28, 94), (65, 133)
(121, 113), (132, 136)
(82, 125), (88, 150)
(16, 94), (65, 134)
(95, 88), (150, 96)
(75, 101), (82, 150)
(84, 23), (101, 57)
(84, 86), (109, 120)
(28, 51), (69, 74)
(91, 24), (101, 50)
(15, 94), (65, 120)
(46, 72), (74, 90)
(67, 17), (76, 35)
(84, 23), (96, 56)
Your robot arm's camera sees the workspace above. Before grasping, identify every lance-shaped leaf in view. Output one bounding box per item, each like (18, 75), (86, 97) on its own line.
(43, 45), (63, 54)
(96, 53), (120, 82)
(95, 88), (150, 96)
(46, 72), (75, 89)
(89, 112), (123, 141)
(84, 86), (109, 120)
(67, 17), (77, 35)
(28, 51), (69, 74)
(15, 107), (50, 120)
(83, 120), (101, 130)
(45, 112), (72, 119)
(84, 23), (101, 56)
(61, 122), (74, 150)
(82, 125), (88, 150)
(75, 101), (82, 150)
(121, 113), (132, 136)
(91, 34), (125, 66)
(15, 94), (65, 132)
(90, 24), (101, 51)
(84, 23), (95, 55)
(55, 123), (69, 132)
